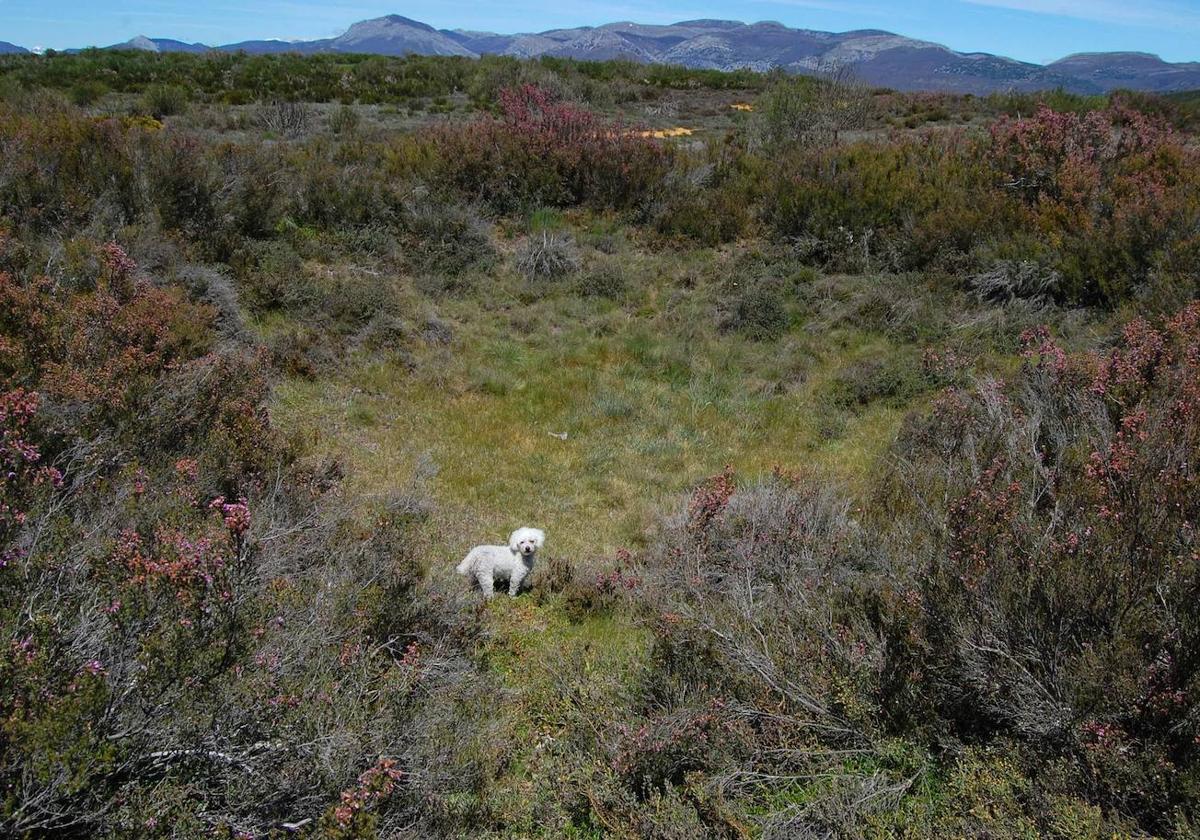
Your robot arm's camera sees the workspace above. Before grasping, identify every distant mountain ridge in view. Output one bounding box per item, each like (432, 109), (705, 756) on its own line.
(7, 14), (1200, 94)
(1048, 52), (1200, 93)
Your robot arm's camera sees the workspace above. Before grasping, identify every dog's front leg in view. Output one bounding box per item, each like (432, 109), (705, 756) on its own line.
(507, 567), (526, 597)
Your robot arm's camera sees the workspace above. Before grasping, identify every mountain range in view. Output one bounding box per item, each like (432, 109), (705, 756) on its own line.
(7, 14), (1200, 94)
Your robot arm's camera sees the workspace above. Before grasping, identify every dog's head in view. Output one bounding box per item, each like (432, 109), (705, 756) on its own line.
(509, 527), (545, 559)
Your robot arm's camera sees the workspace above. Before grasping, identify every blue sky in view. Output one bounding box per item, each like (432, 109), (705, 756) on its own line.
(3, 0), (1199, 64)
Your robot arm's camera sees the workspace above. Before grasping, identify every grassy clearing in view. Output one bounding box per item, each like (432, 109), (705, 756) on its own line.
(262, 215), (1111, 831)
(269, 248), (929, 828)
(273, 270), (914, 563)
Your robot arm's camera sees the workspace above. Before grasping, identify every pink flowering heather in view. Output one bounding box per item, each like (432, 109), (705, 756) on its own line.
(425, 84), (671, 212)
(209, 495), (251, 535)
(331, 758), (404, 829)
(687, 465), (735, 533)
(174, 458), (199, 481)
(0, 389), (63, 565)
(989, 105), (1198, 302)
(80, 659), (106, 676)
(100, 241), (137, 280)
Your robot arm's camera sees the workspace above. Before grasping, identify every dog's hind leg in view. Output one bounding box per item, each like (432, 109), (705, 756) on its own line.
(475, 569), (495, 599)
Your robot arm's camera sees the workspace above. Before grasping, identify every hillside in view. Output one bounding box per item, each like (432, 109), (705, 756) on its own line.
(0, 54), (1198, 838)
(7, 13), (1200, 93)
(1049, 51), (1200, 92)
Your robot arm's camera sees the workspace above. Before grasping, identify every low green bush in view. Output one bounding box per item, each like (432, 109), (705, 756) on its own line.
(825, 352), (930, 409)
(139, 83), (191, 118)
(719, 278), (789, 340)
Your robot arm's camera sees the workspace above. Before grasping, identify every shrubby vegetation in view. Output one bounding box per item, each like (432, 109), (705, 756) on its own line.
(1, 50), (1198, 837)
(615, 307), (1200, 836)
(0, 50), (768, 108)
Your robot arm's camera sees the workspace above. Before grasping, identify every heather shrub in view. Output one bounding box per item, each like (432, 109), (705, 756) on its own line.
(146, 135), (217, 235)
(988, 105), (1200, 304)
(316, 267), (398, 329)
(330, 103), (361, 135)
(1, 251), (218, 446)
(825, 351), (930, 409)
(68, 79), (108, 107)
(764, 103), (1200, 303)
(0, 240), (486, 837)
(1113, 89), (1200, 132)
(214, 143), (289, 238)
(610, 701), (746, 797)
(885, 306), (1200, 832)
(749, 67), (871, 150)
(577, 258), (628, 300)
(0, 106), (143, 233)
(289, 140), (401, 229)
(652, 160), (759, 246)
(232, 239), (314, 314)
(268, 323), (339, 379)
(766, 131), (1008, 272)
(624, 469), (900, 835)
(719, 277), (789, 340)
(421, 84), (673, 212)
(351, 313), (418, 362)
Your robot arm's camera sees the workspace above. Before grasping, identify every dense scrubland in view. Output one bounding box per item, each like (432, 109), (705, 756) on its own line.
(1, 50), (1200, 838)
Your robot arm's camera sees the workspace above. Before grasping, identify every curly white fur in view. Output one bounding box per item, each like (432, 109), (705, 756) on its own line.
(456, 527), (545, 598)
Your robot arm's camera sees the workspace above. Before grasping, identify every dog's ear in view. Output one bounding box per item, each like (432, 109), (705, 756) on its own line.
(531, 528), (545, 548)
(508, 530), (522, 552)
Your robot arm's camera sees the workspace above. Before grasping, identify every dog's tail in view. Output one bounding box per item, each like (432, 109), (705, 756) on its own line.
(455, 554), (473, 576)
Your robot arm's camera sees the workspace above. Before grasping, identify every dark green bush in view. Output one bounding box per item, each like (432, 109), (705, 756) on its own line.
(68, 79), (107, 106)
(577, 259), (628, 300)
(720, 278), (789, 340)
(147, 135), (216, 234)
(140, 83), (190, 118)
(403, 200), (494, 275)
(766, 131), (1009, 273)
(232, 239), (310, 313)
(825, 352), (930, 409)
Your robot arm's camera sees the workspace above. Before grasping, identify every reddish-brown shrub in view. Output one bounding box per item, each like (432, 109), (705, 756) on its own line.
(894, 303), (1200, 831)
(611, 700), (744, 796)
(0, 243), (481, 837)
(989, 105), (1200, 303)
(420, 84), (673, 212)
(767, 105), (1200, 305)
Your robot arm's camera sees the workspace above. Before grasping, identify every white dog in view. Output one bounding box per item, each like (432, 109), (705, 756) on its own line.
(456, 527), (545, 598)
